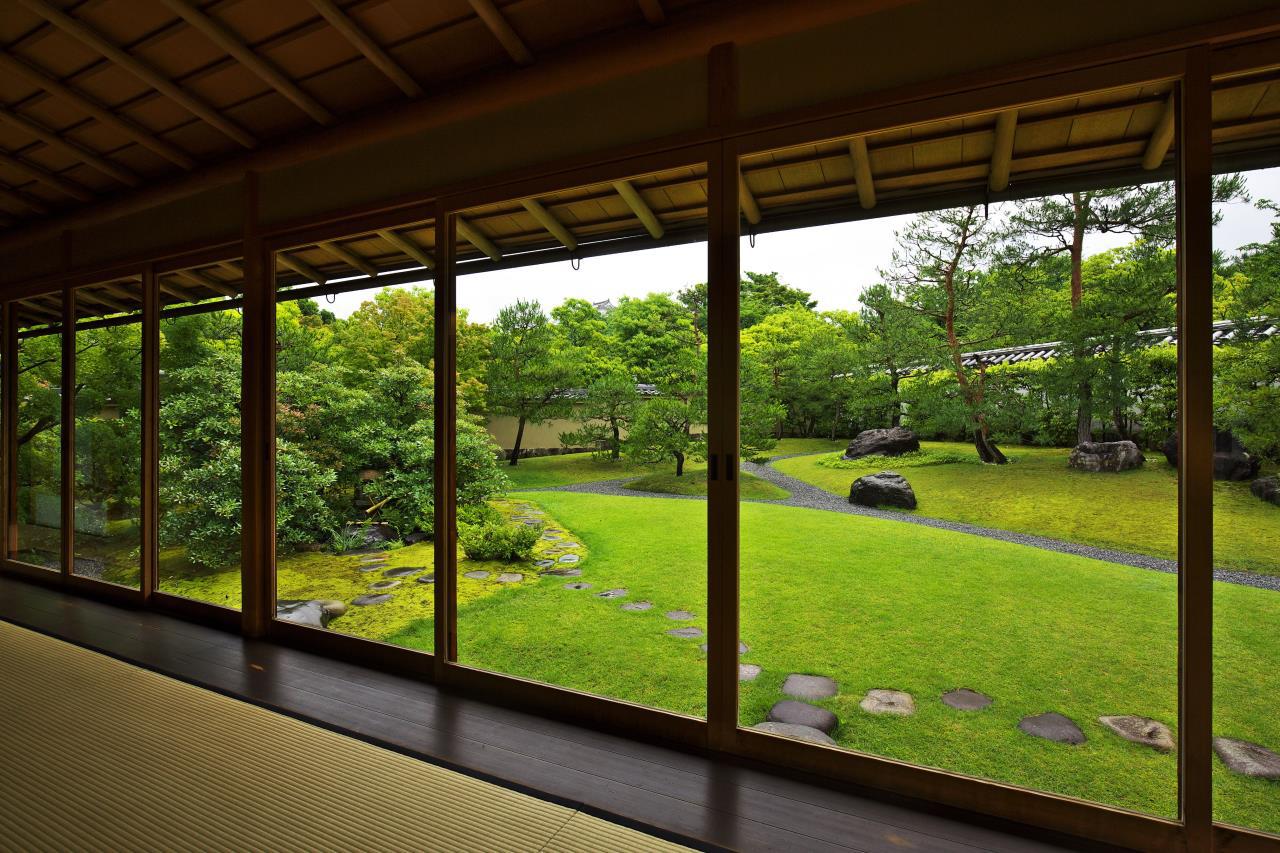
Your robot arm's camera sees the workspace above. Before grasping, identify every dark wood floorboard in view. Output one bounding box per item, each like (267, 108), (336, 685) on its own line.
(0, 575), (1121, 853)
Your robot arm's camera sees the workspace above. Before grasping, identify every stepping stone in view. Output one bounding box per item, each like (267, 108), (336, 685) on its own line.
(543, 528), (562, 534)
(544, 567), (582, 577)
(860, 689), (915, 716)
(1099, 716), (1173, 752)
(767, 700), (837, 734)
(560, 541), (581, 549)
(1018, 712), (1085, 745)
(596, 588), (627, 599)
(352, 593), (393, 606)
(556, 554), (580, 564)
(416, 574), (435, 584)
(941, 688), (992, 711)
(358, 555), (388, 563)
(496, 573), (523, 583)
(782, 674), (837, 700)
(276, 600), (346, 629)
(564, 582), (592, 590)
(540, 533), (561, 540)
(383, 566), (423, 578)
(522, 520), (540, 526)
(739, 664), (762, 682)
(665, 610), (695, 621)
(698, 642), (749, 655)
(666, 627), (703, 639)
(464, 571), (490, 580)
(1213, 737), (1280, 779)
(751, 721), (835, 746)
(357, 564), (386, 573)
(368, 579), (400, 591)
(534, 560), (554, 569)
(621, 601), (652, 611)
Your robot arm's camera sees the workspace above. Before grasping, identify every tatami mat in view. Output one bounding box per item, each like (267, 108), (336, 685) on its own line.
(0, 621), (689, 853)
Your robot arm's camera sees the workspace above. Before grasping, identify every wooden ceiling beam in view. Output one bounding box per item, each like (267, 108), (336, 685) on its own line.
(276, 253), (328, 285)
(456, 217), (503, 261)
(466, 0), (534, 66)
(0, 178), (49, 215)
(156, 0), (335, 126)
(738, 172), (761, 226)
(637, 0), (666, 25)
(376, 229), (435, 270)
(848, 136), (875, 210)
(305, 0), (423, 98)
(0, 52), (194, 169)
(988, 109), (1018, 192)
(611, 180), (664, 239)
(1142, 92), (1176, 170)
(0, 149), (94, 202)
(520, 198), (578, 252)
(158, 277), (201, 302)
(318, 240), (379, 277)
(174, 268), (238, 296)
(76, 288), (134, 314)
(0, 105), (138, 186)
(16, 0), (257, 149)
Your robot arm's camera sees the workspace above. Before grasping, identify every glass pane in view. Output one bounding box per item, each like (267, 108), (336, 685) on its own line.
(73, 278), (143, 588)
(14, 294), (62, 569)
(454, 166), (709, 716)
(738, 84), (1183, 816)
(1211, 70), (1280, 834)
(272, 223), (438, 648)
(157, 263), (244, 608)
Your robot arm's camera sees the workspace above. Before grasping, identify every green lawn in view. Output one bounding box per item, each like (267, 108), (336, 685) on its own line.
(502, 452), (706, 490)
(395, 491), (1278, 831)
(625, 469), (790, 501)
(765, 437), (851, 457)
(774, 441), (1280, 576)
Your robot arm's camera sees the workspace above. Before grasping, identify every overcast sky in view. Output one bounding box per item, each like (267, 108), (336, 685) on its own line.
(326, 167), (1280, 323)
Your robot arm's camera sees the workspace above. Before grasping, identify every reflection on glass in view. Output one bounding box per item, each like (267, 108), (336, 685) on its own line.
(1212, 163), (1280, 835)
(73, 281), (143, 588)
(453, 169), (709, 717)
(268, 226), (437, 648)
(157, 268), (244, 608)
(15, 295), (63, 570)
(738, 127), (1185, 815)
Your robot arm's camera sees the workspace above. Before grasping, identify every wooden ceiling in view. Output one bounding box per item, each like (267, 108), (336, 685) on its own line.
(0, 0), (708, 230)
(4, 1), (1279, 329)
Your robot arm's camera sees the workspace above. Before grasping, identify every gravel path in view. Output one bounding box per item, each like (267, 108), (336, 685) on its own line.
(524, 456), (1280, 592)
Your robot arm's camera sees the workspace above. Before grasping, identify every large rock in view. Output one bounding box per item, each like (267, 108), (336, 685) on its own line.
(1068, 441), (1145, 473)
(842, 427), (920, 460)
(342, 522), (396, 547)
(1213, 737), (1280, 779)
(767, 700), (838, 734)
(781, 674), (838, 700)
(1251, 476), (1279, 506)
(1164, 430), (1263, 481)
(848, 471), (917, 509)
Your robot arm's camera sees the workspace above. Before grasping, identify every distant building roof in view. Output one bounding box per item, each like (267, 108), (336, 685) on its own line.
(960, 318), (1276, 368)
(592, 299), (615, 313)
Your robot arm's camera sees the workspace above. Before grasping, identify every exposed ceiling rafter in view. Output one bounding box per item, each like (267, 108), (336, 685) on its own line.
(520, 198), (578, 252)
(1142, 93), (1176, 170)
(376, 229), (435, 269)
(305, 0), (423, 98)
(466, 0), (534, 66)
(16, 0), (257, 149)
(988, 109), (1018, 192)
(0, 105), (138, 186)
(456, 217), (503, 261)
(611, 179), (664, 238)
(157, 0), (335, 126)
(848, 136), (875, 209)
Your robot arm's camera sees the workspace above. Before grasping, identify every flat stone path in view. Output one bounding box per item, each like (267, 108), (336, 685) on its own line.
(522, 454), (1280, 591)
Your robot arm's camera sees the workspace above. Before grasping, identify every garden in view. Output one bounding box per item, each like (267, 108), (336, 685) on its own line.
(14, 178), (1279, 832)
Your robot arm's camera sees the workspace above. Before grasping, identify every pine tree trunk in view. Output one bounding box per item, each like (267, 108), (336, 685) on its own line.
(973, 424), (1009, 465)
(674, 451), (685, 476)
(509, 416), (526, 466)
(890, 372), (902, 427)
(611, 422), (621, 460)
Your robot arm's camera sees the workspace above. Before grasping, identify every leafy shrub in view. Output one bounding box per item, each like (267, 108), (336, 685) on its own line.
(328, 528), (366, 555)
(459, 522), (540, 562)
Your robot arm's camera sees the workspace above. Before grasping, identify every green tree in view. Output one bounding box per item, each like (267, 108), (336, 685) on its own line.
(886, 205), (1014, 463)
(559, 371), (642, 460)
(485, 300), (579, 465)
(626, 396), (705, 476)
